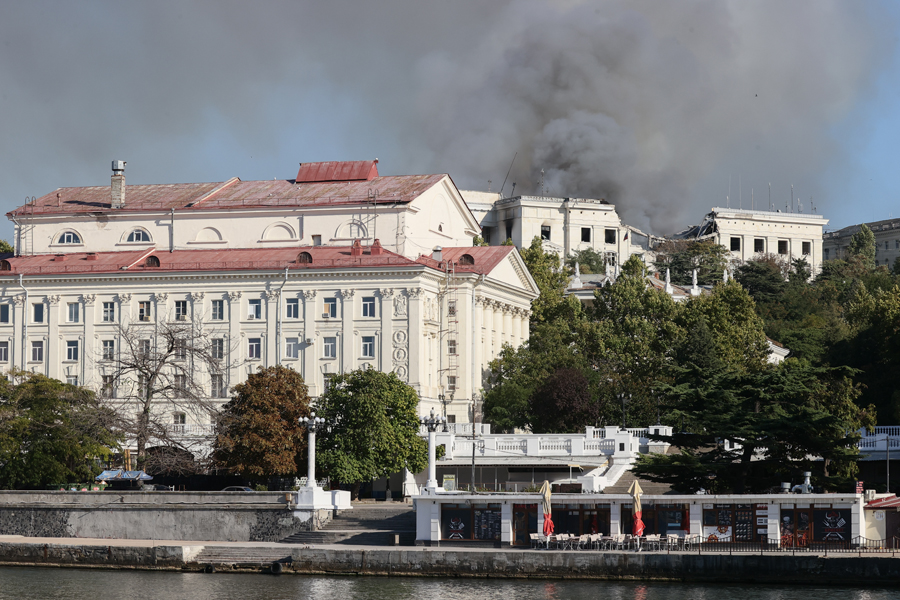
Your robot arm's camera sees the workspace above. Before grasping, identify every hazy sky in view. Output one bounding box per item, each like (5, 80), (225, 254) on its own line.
(2, 1), (899, 238)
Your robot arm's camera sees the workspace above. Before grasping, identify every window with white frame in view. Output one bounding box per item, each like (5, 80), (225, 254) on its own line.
(174, 339), (187, 360)
(31, 341), (43, 362)
(361, 336), (375, 358)
(362, 297), (376, 317)
(211, 299), (224, 321)
(174, 300), (188, 321)
(0, 342), (8, 362)
(66, 302), (79, 323)
(127, 229), (151, 243)
(324, 297), (337, 318)
(286, 337), (300, 359)
(448, 339), (457, 355)
(66, 340), (78, 361)
(0, 304), (9, 323)
(323, 373), (334, 392)
(102, 340), (115, 360)
(102, 302), (115, 322)
(323, 336), (336, 358)
(101, 375), (115, 398)
(286, 298), (299, 319)
(211, 373), (226, 398)
(447, 375), (457, 391)
(248, 299), (262, 320)
(138, 339), (151, 357)
(138, 301), (151, 322)
(33, 303), (44, 323)
(66, 375), (78, 386)
(248, 337), (261, 359)
(58, 231), (81, 244)
(174, 375), (187, 394)
(211, 338), (224, 360)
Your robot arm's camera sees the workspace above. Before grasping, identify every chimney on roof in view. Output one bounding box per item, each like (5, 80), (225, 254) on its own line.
(370, 239), (384, 256)
(432, 246), (443, 262)
(111, 161), (126, 209)
(350, 239), (363, 257)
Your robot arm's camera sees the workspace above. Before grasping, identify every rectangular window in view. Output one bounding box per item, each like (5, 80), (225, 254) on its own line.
(778, 240), (788, 255)
(102, 340), (115, 360)
(101, 375), (115, 399)
(540, 225), (551, 240)
(174, 300), (188, 321)
(138, 374), (147, 396)
(138, 301), (151, 322)
(362, 297), (376, 318)
(67, 302), (79, 323)
(102, 302), (115, 322)
(174, 374), (187, 394)
(323, 336), (337, 359)
(286, 337), (300, 359)
(362, 336), (375, 358)
(802, 241), (811, 256)
(0, 304), (9, 323)
(581, 227), (591, 243)
(505, 222), (513, 241)
(66, 340), (78, 361)
(447, 375), (457, 391)
(33, 303), (44, 323)
(66, 375), (78, 386)
(824, 248), (830, 260)
(730, 237), (741, 252)
(174, 339), (187, 360)
(754, 238), (765, 253)
(248, 299), (262, 320)
(139, 339), (151, 357)
(324, 298), (337, 318)
(31, 340), (43, 362)
(482, 227), (492, 245)
(448, 339), (457, 355)
(248, 338), (261, 359)
(211, 374), (226, 398)
(211, 299), (224, 321)
(286, 298), (299, 319)
(0, 342), (8, 362)
(211, 338), (224, 360)
(605, 229), (616, 244)
(448, 300), (457, 316)
(312, 234), (322, 246)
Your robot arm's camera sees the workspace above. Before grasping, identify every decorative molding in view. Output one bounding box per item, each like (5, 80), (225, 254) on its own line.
(474, 295), (485, 307)
(391, 329), (409, 382)
(12, 295), (25, 306)
(340, 289), (355, 299)
(302, 290), (317, 300)
(48, 295), (60, 305)
(116, 293), (132, 303)
(265, 290), (280, 301)
(407, 288), (424, 298)
(153, 293), (168, 303)
(191, 292), (205, 302)
(81, 294), (96, 306)
(379, 288), (394, 298)
(393, 294), (408, 318)
(227, 291), (242, 302)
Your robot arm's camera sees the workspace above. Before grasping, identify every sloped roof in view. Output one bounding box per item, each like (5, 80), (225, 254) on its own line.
(295, 160), (378, 182)
(415, 246), (517, 276)
(8, 173), (447, 216)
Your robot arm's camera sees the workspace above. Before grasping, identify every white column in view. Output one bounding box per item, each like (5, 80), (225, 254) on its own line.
(47, 296), (59, 380)
(520, 309), (530, 342)
(379, 289), (393, 372)
(307, 427), (317, 487)
(82, 295), (95, 387)
(12, 295), (24, 371)
(426, 428), (437, 489)
(265, 290), (278, 367)
(493, 302), (503, 356)
(472, 296), (484, 394)
(407, 289), (423, 391)
(340, 290), (355, 373)
(503, 306), (513, 347)
(482, 300), (494, 360)
(226, 291), (241, 389)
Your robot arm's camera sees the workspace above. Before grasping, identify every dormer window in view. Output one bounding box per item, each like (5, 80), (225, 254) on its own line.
(58, 231), (81, 244)
(297, 252), (312, 264)
(127, 229), (151, 242)
(145, 256), (160, 268)
(459, 254), (475, 266)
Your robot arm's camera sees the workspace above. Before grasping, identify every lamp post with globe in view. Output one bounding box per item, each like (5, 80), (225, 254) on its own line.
(299, 412), (326, 488)
(420, 408), (445, 490)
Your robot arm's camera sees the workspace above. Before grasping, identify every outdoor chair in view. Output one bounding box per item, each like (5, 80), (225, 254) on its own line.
(643, 534), (662, 551)
(576, 534), (591, 550)
(611, 534), (627, 551)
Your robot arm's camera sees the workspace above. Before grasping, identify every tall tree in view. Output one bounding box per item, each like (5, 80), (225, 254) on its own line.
(520, 236), (581, 325)
(213, 365), (311, 478)
(565, 247), (607, 274)
(653, 239), (729, 286)
(848, 223), (876, 268)
(315, 369), (427, 498)
(0, 372), (120, 489)
(529, 367), (600, 433)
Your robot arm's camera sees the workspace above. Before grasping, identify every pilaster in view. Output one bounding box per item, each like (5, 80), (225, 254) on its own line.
(302, 290), (316, 387)
(407, 288), (423, 390)
(379, 289), (393, 373)
(226, 291), (241, 388)
(82, 294), (95, 387)
(47, 296), (59, 380)
(265, 290), (278, 367)
(340, 289), (355, 373)
(12, 295), (24, 371)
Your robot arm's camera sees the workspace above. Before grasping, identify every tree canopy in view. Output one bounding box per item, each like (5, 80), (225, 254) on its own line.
(653, 239), (729, 286)
(214, 365), (311, 477)
(0, 372), (120, 489)
(315, 369), (427, 496)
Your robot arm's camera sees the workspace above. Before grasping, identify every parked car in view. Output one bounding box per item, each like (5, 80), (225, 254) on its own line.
(221, 486), (255, 492)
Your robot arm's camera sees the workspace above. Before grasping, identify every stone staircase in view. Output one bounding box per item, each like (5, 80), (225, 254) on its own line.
(280, 503), (416, 546)
(192, 546), (292, 568)
(602, 470), (675, 495)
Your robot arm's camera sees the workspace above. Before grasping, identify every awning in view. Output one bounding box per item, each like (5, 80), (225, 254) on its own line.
(865, 494), (900, 509)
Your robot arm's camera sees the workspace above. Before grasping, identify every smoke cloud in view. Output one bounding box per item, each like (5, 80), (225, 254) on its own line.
(0, 1), (892, 235)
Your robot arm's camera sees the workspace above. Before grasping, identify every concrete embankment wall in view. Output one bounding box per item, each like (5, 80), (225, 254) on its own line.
(1, 541), (899, 586)
(0, 491), (317, 542)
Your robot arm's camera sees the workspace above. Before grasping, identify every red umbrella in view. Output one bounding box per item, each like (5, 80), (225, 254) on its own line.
(628, 480), (645, 537)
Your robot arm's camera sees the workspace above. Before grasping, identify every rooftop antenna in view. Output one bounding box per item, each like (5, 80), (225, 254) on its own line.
(739, 175), (742, 210)
(728, 175), (731, 208)
(769, 182), (772, 211)
(488, 180), (492, 193)
(368, 188), (378, 241)
(540, 169), (545, 197)
(510, 182), (516, 196)
(791, 184), (794, 213)
(498, 152), (517, 197)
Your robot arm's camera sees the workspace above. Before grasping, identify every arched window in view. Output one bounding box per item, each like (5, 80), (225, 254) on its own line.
(297, 252), (312, 264)
(459, 253), (475, 265)
(127, 229), (151, 242)
(58, 231), (81, 244)
(145, 256), (160, 268)
(0, 260), (11, 271)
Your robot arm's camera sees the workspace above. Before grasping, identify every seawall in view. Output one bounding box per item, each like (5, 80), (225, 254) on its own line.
(0, 540), (899, 586)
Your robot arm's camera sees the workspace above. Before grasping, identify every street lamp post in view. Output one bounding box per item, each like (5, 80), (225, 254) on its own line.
(618, 393), (630, 431)
(420, 408), (445, 490)
(299, 412), (326, 489)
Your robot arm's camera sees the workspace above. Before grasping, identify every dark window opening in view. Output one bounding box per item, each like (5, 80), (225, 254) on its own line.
(482, 227), (491, 245)
(754, 238), (765, 253)
(297, 252), (312, 264)
(730, 237), (741, 251)
(145, 256), (160, 267)
(778, 240), (788, 255)
(505, 223), (513, 241)
(581, 228), (591, 243)
(540, 225), (551, 241)
(605, 229), (616, 244)
(459, 254), (475, 265)
(802, 242), (811, 256)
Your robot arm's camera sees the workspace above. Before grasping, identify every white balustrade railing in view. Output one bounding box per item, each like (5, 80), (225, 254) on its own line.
(167, 423), (216, 436)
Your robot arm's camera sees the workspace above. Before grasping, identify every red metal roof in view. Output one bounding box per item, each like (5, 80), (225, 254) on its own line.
(8, 173), (446, 216)
(0, 244), (507, 277)
(415, 246), (517, 276)
(295, 160), (379, 183)
(866, 495), (900, 509)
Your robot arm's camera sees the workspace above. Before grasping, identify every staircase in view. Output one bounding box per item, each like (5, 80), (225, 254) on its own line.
(192, 546), (292, 567)
(602, 470), (675, 495)
(280, 503), (416, 546)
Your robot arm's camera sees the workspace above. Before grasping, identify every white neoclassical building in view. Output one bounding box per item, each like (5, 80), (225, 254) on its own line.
(0, 160), (538, 459)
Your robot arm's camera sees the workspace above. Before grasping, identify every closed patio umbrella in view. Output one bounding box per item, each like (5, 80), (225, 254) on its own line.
(539, 480), (554, 536)
(628, 480), (645, 537)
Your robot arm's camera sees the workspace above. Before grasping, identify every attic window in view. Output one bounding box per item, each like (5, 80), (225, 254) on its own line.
(145, 256), (160, 268)
(0, 260), (10, 271)
(459, 254), (475, 266)
(297, 252), (313, 264)
(127, 229), (151, 242)
(58, 231), (81, 244)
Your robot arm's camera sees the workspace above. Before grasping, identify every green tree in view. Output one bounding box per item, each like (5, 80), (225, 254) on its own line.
(0, 372), (120, 489)
(848, 223), (876, 269)
(214, 365), (311, 477)
(633, 360), (874, 494)
(529, 367), (600, 433)
(520, 236), (581, 325)
(653, 239), (729, 286)
(472, 235), (489, 247)
(315, 369), (426, 498)
(565, 247), (607, 274)
(0, 240), (13, 255)
(734, 256), (786, 305)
